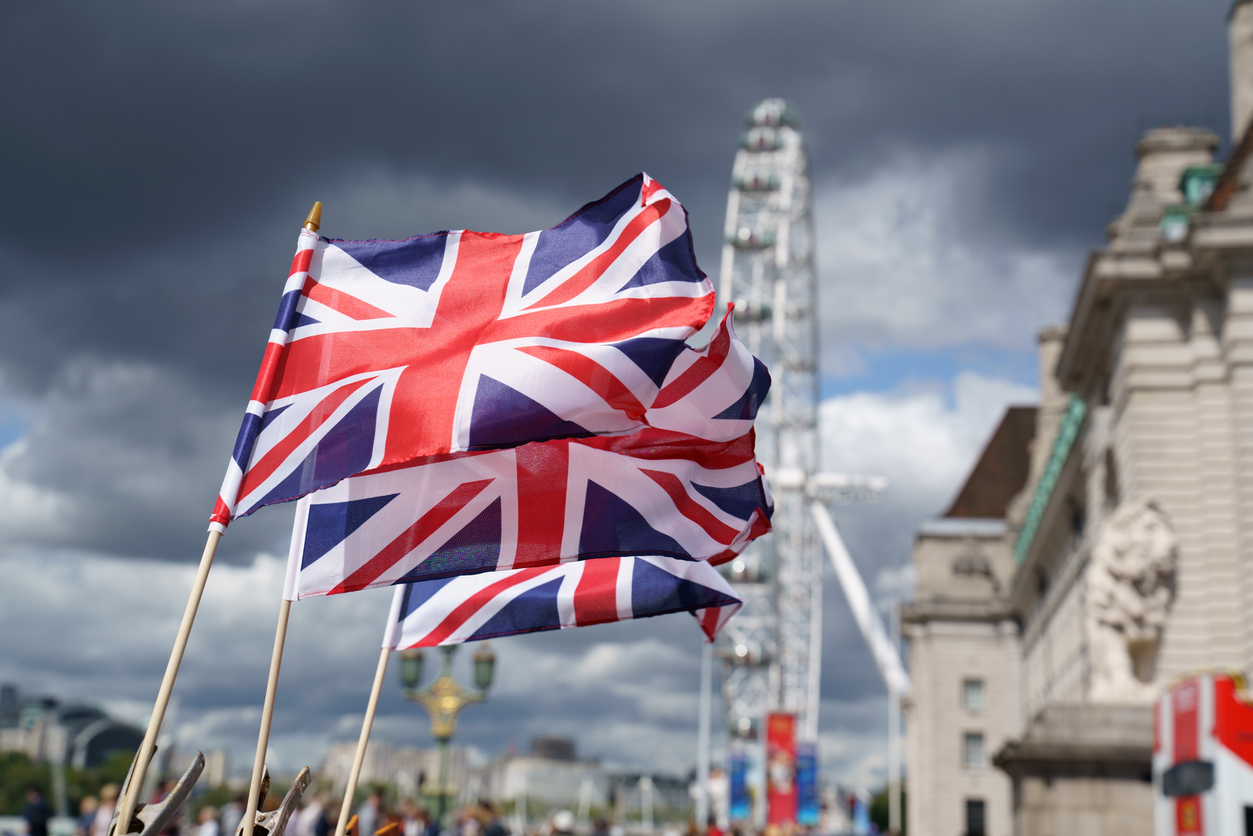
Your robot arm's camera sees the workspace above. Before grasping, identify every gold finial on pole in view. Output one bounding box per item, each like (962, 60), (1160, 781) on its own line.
(303, 202), (323, 232)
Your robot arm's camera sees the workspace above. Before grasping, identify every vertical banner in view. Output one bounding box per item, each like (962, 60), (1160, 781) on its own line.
(729, 747), (750, 821)
(852, 793), (870, 836)
(795, 742), (818, 826)
(766, 713), (797, 825)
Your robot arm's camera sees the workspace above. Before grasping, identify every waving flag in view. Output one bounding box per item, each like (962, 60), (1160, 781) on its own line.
(211, 174), (716, 529)
(283, 428), (772, 599)
(381, 555), (742, 647)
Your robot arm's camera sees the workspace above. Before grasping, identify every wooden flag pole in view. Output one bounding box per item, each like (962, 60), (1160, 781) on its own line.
(115, 202), (323, 836)
(335, 648), (392, 836)
(241, 598), (293, 836)
(113, 530), (222, 836)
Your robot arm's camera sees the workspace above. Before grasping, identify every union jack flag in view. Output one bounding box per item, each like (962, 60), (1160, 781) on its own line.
(212, 174), (717, 529)
(282, 428), (772, 599)
(380, 554), (742, 648)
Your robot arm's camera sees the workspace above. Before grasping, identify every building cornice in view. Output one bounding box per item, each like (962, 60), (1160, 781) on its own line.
(901, 598), (1016, 625)
(993, 740), (1152, 780)
(1056, 246), (1204, 396)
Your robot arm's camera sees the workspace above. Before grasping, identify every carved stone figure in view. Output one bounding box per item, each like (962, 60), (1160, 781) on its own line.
(1086, 499), (1178, 703)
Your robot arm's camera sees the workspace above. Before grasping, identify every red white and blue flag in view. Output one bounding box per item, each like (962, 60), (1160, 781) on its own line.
(380, 555), (742, 647)
(282, 428), (772, 599)
(212, 174), (720, 529)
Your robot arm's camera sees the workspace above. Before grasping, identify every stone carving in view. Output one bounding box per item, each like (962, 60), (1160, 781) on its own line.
(1086, 499), (1178, 703)
(952, 548), (1001, 595)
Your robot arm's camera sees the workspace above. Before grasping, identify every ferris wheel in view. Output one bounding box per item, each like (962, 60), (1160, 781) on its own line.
(709, 99), (908, 830)
(717, 98), (822, 742)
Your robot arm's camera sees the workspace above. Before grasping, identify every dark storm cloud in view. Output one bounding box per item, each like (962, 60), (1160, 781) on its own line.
(2, 0), (1237, 296)
(0, 0), (1235, 400)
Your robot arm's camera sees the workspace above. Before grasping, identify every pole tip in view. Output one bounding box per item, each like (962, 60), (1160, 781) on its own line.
(304, 202), (323, 232)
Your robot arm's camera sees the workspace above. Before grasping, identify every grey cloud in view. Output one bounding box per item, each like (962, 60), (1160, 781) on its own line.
(0, 356), (292, 561)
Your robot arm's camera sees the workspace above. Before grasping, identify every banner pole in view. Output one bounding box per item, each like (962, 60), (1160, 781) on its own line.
(335, 648), (392, 836)
(695, 641), (712, 829)
(241, 598), (293, 836)
(113, 530), (222, 836)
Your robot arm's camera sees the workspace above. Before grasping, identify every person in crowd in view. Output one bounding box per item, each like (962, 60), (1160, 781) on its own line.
(455, 807), (479, 836)
(23, 786), (52, 836)
(198, 806), (219, 836)
(477, 803), (504, 836)
(313, 794), (334, 836)
(151, 781), (179, 836)
(91, 785), (119, 836)
(295, 794), (324, 836)
(356, 792), (382, 836)
(419, 807), (438, 836)
(76, 796), (99, 836)
(378, 802), (403, 836)
(590, 819), (609, 836)
(219, 796), (245, 836)
(399, 800), (422, 836)
(550, 811), (574, 836)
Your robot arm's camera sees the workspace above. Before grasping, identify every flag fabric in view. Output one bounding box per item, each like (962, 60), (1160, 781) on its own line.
(380, 554), (742, 647)
(211, 173), (717, 530)
(283, 428), (772, 599)
(648, 313), (770, 441)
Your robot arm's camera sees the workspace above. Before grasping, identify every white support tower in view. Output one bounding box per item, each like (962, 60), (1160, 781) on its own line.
(717, 99), (821, 741)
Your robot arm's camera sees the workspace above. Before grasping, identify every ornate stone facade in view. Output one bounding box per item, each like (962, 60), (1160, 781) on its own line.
(904, 5), (1253, 834)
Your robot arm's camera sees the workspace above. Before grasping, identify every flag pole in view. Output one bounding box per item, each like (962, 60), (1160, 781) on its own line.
(241, 598), (293, 836)
(114, 202), (323, 836)
(335, 647), (392, 836)
(113, 529), (221, 836)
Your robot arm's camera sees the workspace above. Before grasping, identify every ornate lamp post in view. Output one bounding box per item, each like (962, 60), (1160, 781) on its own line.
(399, 644), (496, 826)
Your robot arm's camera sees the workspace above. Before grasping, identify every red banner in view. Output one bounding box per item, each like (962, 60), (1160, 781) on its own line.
(766, 712), (797, 825)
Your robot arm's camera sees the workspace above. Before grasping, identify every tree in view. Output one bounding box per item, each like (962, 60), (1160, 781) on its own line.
(0, 752), (50, 815)
(0, 750), (134, 816)
(869, 783), (907, 835)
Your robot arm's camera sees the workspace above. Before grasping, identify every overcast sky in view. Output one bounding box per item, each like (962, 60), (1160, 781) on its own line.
(0, 0), (1236, 791)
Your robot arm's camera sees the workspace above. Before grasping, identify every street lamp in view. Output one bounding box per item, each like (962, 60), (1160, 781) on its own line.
(399, 644), (495, 828)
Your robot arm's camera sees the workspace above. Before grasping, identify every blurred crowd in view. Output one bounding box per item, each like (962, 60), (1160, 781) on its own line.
(306, 792), (511, 836)
(20, 783), (806, 836)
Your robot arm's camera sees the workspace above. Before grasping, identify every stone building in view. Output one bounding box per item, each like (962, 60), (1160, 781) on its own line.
(902, 408), (1032, 836)
(0, 684), (144, 770)
(319, 739), (469, 799)
(904, 4), (1253, 834)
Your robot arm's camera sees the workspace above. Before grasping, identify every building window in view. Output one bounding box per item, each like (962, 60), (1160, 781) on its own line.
(963, 732), (986, 769)
(963, 678), (984, 711)
(965, 799), (986, 836)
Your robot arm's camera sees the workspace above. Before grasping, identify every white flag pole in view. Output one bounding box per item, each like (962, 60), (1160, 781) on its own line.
(240, 598), (293, 836)
(113, 529), (221, 836)
(115, 202), (323, 836)
(335, 647), (393, 836)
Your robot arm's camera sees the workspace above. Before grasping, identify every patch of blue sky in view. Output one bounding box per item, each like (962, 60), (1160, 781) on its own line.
(0, 413), (25, 450)
(820, 343), (1038, 401)
(0, 394), (28, 450)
